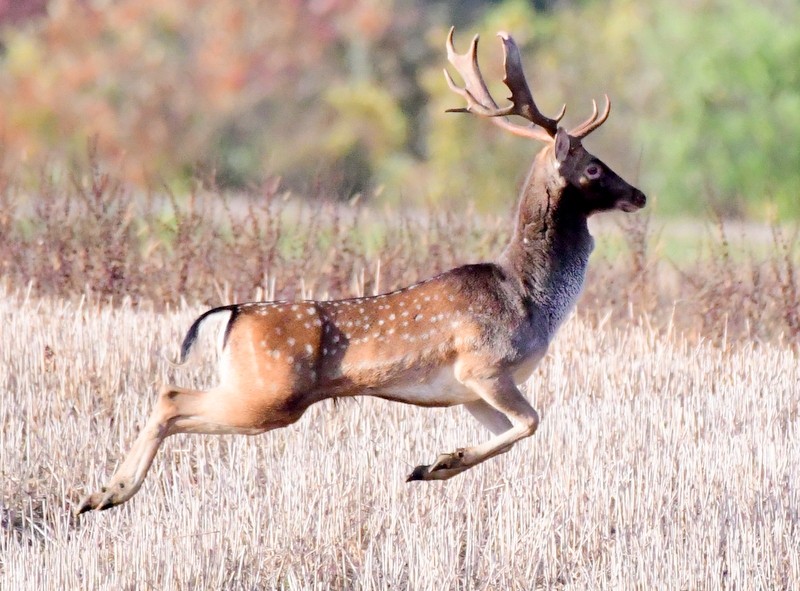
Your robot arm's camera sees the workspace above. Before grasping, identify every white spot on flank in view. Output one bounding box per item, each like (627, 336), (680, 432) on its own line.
(332, 335), (340, 343)
(271, 350), (281, 359)
(276, 327), (283, 335)
(287, 355), (294, 363)
(378, 319), (384, 326)
(414, 314), (423, 321)
(305, 344), (314, 355)
(291, 305), (299, 311)
(260, 340), (267, 348)
(288, 337), (296, 346)
(307, 307), (315, 315)
(389, 314), (396, 321)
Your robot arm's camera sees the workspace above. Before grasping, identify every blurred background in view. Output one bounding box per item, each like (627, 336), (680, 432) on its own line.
(0, 0), (798, 217)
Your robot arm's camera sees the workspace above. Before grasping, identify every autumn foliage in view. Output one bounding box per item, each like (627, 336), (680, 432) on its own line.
(0, 0), (406, 187)
(1, 0), (799, 213)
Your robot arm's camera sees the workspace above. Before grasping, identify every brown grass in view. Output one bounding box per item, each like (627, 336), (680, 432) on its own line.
(1, 293), (798, 589)
(0, 161), (798, 588)
(0, 161), (798, 345)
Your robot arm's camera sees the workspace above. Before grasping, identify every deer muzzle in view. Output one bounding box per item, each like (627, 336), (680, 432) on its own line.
(618, 188), (646, 212)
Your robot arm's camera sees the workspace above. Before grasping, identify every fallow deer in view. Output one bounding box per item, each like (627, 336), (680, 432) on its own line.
(77, 28), (645, 514)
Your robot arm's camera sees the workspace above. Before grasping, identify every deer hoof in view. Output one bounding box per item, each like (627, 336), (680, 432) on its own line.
(406, 449), (468, 482)
(75, 481), (130, 515)
(405, 464), (432, 482)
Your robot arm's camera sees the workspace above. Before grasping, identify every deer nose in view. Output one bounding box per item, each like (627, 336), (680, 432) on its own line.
(618, 189), (646, 212)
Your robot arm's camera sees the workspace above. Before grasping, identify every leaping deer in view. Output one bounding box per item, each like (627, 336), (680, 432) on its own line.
(77, 28), (645, 514)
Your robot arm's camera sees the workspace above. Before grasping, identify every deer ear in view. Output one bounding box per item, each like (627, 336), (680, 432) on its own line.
(554, 128), (570, 163)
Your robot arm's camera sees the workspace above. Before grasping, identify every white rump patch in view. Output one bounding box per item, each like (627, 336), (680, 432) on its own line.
(175, 308), (234, 370)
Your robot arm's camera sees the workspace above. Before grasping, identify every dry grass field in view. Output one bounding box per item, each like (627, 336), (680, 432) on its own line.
(1, 285), (798, 589)
(1, 169), (798, 588)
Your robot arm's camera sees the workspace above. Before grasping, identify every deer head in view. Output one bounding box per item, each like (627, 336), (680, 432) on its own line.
(445, 28), (646, 216)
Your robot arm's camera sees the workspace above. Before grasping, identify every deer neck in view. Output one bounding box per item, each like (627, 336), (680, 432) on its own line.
(497, 149), (594, 329)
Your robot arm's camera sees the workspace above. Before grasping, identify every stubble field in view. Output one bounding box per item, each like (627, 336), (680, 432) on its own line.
(1, 174), (799, 589)
(1, 285), (798, 589)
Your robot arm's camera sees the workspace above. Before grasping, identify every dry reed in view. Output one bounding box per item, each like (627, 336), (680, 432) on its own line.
(1, 289), (798, 589)
(1, 160), (798, 588)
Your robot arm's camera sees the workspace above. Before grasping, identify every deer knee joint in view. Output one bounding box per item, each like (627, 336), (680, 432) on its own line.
(521, 409), (540, 437)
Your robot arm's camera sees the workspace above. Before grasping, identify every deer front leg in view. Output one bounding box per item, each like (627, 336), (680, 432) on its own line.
(406, 373), (539, 481)
(463, 398), (513, 435)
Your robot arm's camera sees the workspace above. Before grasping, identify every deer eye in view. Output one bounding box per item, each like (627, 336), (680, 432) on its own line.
(585, 164), (602, 180)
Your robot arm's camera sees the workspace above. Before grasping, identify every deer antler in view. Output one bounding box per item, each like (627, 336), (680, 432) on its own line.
(445, 27), (613, 141)
(568, 95), (611, 139)
(444, 27), (564, 142)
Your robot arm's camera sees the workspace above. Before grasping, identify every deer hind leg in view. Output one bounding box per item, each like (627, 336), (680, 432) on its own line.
(407, 373), (539, 482)
(76, 384), (275, 514)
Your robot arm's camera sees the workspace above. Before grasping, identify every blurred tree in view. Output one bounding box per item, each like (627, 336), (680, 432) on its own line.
(0, 0), (798, 217)
(636, 0), (800, 217)
(0, 0), (366, 187)
(0, 0), (48, 26)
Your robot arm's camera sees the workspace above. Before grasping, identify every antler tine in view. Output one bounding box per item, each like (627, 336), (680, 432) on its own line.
(444, 27), (554, 143)
(445, 28), (506, 114)
(497, 31), (565, 136)
(569, 95), (612, 139)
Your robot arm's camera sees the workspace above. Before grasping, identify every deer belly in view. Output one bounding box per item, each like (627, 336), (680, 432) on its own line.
(371, 365), (478, 407)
